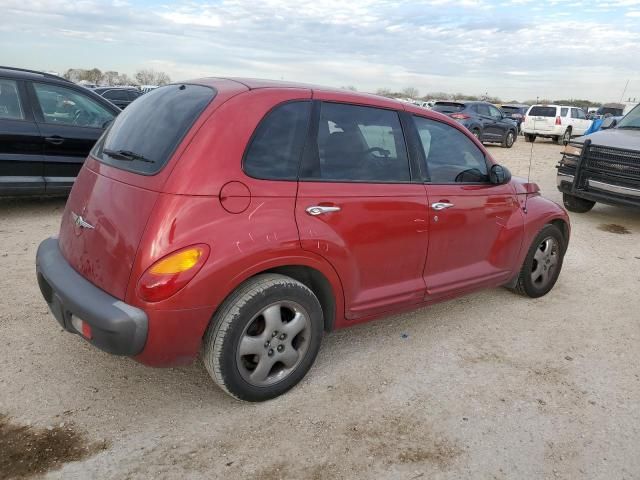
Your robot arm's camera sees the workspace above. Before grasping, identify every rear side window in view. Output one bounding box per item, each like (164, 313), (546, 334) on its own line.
(303, 102), (410, 183)
(103, 90), (129, 101)
(432, 102), (465, 113)
(413, 116), (488, 183)
(561, 108), (569, 117)
(243, 101), (311, 180)
(93, 84), (215, 175)
(529, 106), (556, 117)
(0, 79), (24, 120)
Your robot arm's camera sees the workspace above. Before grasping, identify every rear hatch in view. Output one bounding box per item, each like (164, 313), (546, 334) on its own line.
(432, 102), (466, 115)
(524, 106), (558, 131)
(58, 84), (217, 299)
(501, 106), (524, 120)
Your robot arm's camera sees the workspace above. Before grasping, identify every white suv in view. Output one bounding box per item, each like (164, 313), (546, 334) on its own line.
(521, 105), (592, 144)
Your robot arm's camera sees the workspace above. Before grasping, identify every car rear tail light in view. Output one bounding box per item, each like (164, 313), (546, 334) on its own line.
(137, 244), (210, 302)
(555, 116), (562, 125)
(450, 113), (471, 120)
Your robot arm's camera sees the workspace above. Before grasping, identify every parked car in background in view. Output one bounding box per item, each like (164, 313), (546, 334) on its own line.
(432, 100), (518, 148)
(36, 78), (570, 401)
(596, 104), (624, 118)
(0, 66), (120, 196)
(139, 85), (159, 94)
(93, 87), (142, 109)
(500, 104), (529, 133)
(557, 103), (640, 212)
(521, 105), (592, 144)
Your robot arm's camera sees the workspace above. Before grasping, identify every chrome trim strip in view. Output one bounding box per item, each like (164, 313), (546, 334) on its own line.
(588, 179), (640, 198)
(556, 173), (574, 186)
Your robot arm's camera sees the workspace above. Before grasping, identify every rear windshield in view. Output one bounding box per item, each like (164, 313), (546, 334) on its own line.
(528, 106), (556, 117)
(93, 84), (215, 174)
(432, 102), (465, 113)
(501, 106), (522, 114)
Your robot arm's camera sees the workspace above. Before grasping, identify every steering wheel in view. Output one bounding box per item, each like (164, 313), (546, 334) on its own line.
(72, 109), (91, 126)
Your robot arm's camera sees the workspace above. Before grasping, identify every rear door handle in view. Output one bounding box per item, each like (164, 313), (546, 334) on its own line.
(306, 205), (341, 216)
(45, 136), (64, 145)
(431, 202), (454, 210)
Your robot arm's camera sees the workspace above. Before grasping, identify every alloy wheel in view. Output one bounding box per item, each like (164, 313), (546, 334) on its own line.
(530, 237), (559, 288)
(236, 301), (311, 387)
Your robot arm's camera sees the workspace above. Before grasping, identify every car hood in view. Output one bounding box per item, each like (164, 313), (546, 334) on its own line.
(575, 128), (640, 150)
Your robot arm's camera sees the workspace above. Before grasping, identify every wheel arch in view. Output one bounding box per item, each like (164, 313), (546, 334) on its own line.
(550, 218), (570, 252)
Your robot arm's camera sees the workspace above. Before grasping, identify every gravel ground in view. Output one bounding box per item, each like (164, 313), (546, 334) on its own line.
(1, 138), (639, 480)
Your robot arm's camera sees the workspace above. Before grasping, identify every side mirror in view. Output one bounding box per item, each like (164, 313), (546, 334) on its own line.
(490, 164), (511, 185)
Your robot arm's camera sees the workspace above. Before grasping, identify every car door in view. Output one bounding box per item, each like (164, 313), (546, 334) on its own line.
(488, 104), (512, 138)
(0, 77), (45, 195)
(475, 103), (500, 141)
(411, 115), (523, 298)
(29, 81), (116, 194)
(295, 99), (429, 320)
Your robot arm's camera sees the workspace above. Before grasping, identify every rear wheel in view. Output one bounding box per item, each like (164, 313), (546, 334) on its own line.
(511, 224), (565, 298)
(563, 192), (595, 213)
(552, 135), (560, 144)
(203, 274), (324, 401)
(524, 133), (536, 143)
(562, 128), (572, 145)
(502, 130), (516, 148)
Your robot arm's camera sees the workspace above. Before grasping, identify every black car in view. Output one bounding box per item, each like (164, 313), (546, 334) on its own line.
(0, 66), (120, 196)
(500, 104), (529, 133)
(431, 101), (518, 148)
(557, 103), (640, 212)
(93, 87), (142, 109)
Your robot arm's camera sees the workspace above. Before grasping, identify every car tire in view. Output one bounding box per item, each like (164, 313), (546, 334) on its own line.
(524, 133), (536, 143)
(202, 273), (324, 402)
(552, 135), (560, 144)
(511, 224), (566, 298)
(562, 128), (572, 145)
(502, 130), (516, 148)
(562, 192), (595, 213)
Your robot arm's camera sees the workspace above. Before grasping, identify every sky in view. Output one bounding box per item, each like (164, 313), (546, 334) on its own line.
(1, 0), (639, 102)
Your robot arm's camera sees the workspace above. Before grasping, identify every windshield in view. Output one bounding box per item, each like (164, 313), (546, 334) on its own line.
(528, 106), (556, 117)
(617, 104), (640, 128)
(93, 84), (215, 174)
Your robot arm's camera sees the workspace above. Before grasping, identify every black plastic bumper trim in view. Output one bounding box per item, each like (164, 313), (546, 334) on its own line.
(36, 237), (148, 356)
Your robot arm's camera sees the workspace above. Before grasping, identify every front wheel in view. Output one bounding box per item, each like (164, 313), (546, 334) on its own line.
(511, 224), (566, 298)
(502, 130), (516, 148)
(203, 274), (324, 401)
(562, 128), (572, 145)
(563, 193), (595, 213)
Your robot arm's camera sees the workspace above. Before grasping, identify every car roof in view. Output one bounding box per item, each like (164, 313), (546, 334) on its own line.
(0, 66), (73, 84)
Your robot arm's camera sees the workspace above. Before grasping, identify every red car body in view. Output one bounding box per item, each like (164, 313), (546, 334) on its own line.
(37, 78), (570, 370)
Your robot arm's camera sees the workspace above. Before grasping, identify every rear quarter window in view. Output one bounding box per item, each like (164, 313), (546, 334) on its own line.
(93, 84), (215, 175)
(528, 106), (557, 117)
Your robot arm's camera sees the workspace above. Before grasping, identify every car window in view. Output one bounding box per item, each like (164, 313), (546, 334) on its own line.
(575, 109), (586, 119)
(413, 116), (488, 183)
(432, 102), (465, 113)
(529, 106), (556, 117)
(617, 104), (640, 128)
(33, 83), (114, 128)
(103, 89), (129, 101)
(488, 105), (502, 119)
(93, 84), (215, 175)
(476, 104), (491, 116)
(128, 90), (142, 101)
(243, 101), (311, 180)
(561, 107), (569, 117)
(0, 79), (24, 120)
(305, 102), (410, 182)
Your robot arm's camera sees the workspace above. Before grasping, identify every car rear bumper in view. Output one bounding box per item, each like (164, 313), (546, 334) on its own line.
(36, 237), (148, 356)
(522, 125), (564, 137)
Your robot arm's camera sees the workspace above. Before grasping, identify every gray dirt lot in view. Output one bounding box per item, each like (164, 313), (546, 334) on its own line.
(1, 138), (639, 480)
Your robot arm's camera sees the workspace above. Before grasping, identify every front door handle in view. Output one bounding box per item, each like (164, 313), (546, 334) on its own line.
(431, 202), (454, 210)
(45, 136), (64, 145)
(306, 205), (341, 216)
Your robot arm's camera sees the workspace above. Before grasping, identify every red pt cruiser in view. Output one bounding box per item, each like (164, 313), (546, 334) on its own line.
(36, 79), (570, 401)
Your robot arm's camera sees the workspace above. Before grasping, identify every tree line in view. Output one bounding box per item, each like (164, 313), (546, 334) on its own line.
(62, 68), (171, 87)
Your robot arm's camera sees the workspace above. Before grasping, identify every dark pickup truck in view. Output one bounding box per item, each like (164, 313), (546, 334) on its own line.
(557, 103), (640, 212)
